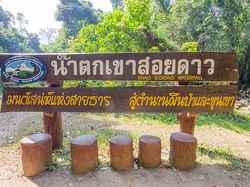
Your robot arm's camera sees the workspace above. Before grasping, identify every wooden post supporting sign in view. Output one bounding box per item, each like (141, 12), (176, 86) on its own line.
(177, 112), (198, 135)
(43, 81), (63, 150)
(0, 52), (239, 146)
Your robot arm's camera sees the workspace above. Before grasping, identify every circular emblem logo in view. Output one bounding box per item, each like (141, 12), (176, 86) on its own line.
(1, 56), (47, 84)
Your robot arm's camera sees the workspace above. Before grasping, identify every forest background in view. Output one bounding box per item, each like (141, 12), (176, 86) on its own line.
(0, 0), (249, 90)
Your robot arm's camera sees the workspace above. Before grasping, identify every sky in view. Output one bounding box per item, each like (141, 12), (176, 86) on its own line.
(1, 0), (112, 33)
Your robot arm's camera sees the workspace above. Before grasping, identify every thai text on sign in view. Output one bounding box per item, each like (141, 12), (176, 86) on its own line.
(1, 86), (237, 113)
(0, 53), (239, 82)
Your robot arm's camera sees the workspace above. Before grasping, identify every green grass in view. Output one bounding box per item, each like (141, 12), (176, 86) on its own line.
(123, 113), (178, 125)
(47, 162), (59, 172)
(52, 127), (137, 167)
(198, 143), (250, 171)
(196, 112), (250, 133)
(123, 112), (250, 133)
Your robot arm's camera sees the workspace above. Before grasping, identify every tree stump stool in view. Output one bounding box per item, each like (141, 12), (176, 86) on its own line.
(20, 133), (52, 177)
(177, 112), (198, 135)
(110, 135), (133, 171)
(70, 135), (98, 174)
(139, 135), (161, 168)
(170, 132), (197, 170)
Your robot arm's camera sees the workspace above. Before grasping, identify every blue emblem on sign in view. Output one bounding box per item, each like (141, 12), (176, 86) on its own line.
(1, 56), (47, 84)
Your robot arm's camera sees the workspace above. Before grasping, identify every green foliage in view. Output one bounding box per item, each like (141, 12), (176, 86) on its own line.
(155, 0), (171, 14)
(42, 27), (70, 52)
(181, 41), (199, 52)
(71, 9), (149, 53)
(110, 0), (124, 9)
(164, 0), (250, 85)
(47, 162), (59, 172)
(56, 0), (101, 37)
(0, 5), (11, 27)
(70, 0), (173, 88)
(125, 0), (151, 28)
(71, 0), (170, 54)
(0, 5), (42, 53)
(0, 27), (42, 53)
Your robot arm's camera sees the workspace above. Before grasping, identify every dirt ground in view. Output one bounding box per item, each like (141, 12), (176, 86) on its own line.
(0, 112), (250, 187)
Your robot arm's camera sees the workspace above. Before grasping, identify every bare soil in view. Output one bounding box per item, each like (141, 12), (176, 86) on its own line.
(0, 112), (250, 187)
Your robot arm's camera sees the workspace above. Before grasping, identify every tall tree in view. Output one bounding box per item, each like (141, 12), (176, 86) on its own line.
(0, 5), (12, 27)
(42, 27), (69, 52)
(165, 0), (250, 86)
(155, 0), (171, 14)
(39, 27), (58, 44)
(16, 12), (28, 35)
(110, 0), (124, 9)
(71, 0), (161, 53)
(0, 5), (42, 52)
(55, 0), (101, 37)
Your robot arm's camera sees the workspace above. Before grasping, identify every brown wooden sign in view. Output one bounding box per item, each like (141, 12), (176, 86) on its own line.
(1, 86), (237, 113)
(0, 53), (238, 82)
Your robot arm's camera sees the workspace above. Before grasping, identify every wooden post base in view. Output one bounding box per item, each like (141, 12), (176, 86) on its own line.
(20, 133), (52, 177)
(43, 112), (63, 150)
(110, 135), (133, 171)
(169, 132), (197, 170)
(70, 135), (98, 174)
(177, 112), (198, 135)
(43, 81), (63, 150)
(139, 135), (161, 168)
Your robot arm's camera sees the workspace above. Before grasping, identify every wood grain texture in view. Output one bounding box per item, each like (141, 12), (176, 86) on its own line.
(170, 132), (197, 170)
(43, 81), (63, 150)
(1, 86), (237, 112)
(0, 52), (239, 82)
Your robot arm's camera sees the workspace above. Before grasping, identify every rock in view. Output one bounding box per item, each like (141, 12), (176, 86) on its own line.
(63, 131), (70, 137)
(240, 99), (248, 107)
(133, 162), (138, 170)
(235, 103), (241, 110)
(99, 166), (109, 171)
(56, 158), (64, 163)
(198, 175), (205, 180)
(77, 177), (83, 182)
(158, 163), (171, 168)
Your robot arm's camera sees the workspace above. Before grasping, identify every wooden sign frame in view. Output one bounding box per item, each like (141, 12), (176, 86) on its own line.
(0, 52), (239, 113)
(1, 86), (237, 113)
(0, 53), (238, 82)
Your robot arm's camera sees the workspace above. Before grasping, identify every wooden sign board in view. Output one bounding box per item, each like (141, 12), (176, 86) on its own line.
(0, 53), (238, 82)
(1, 86), (237, 113)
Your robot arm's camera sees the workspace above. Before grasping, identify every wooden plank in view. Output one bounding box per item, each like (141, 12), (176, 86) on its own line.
(1, 86), (237, 112)
(0, 53), (239, 82)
